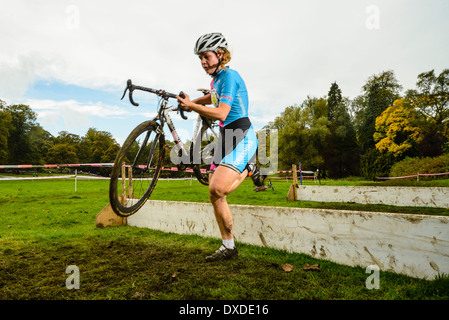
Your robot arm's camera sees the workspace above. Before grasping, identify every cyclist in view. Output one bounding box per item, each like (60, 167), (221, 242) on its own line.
(177, 32), (259, 262)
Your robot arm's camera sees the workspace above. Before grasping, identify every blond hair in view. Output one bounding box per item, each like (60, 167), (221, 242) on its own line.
(218, 48), (231, 70)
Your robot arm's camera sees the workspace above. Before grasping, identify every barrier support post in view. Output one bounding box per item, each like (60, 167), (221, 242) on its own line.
(128, 166), (133, 199)
(95, 164), (127, 228)
(286, 164), (298, 201)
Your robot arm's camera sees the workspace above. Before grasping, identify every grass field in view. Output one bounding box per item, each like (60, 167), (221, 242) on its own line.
(0, 176), (448, 302)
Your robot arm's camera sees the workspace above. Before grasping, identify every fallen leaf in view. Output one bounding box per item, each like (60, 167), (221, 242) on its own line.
(302, 263), (320, 271)
(132, 292), (145, 298)
(282, 263), (294, 272)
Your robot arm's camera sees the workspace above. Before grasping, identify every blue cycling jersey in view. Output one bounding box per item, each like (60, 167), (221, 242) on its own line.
(209, 68), (258, 173)
(212, 68), (249, 127)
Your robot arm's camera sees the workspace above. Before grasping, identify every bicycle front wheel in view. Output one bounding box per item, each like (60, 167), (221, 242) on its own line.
(109, 121), (165, 217)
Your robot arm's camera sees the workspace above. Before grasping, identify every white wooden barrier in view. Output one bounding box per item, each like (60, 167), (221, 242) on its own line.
(127, 200), (449, 279)
(296, 185), (449, 208)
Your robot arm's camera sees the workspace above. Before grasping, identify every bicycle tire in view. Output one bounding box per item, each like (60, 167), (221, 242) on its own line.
(109, 121), (165, 217)
(192, 124), (218, 185)
(192, 124), (267, 187)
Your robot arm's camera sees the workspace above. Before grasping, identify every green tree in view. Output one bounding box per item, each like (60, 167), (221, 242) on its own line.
(2, 104), (38, 164)
(359, 148), (394, 180)
(79, 128), (119, 163)
(28, 125), (54, 165)
(55, 131), (81, 146)
(327, 82), (342, 122)
(78, 128), (120, 175)
(268, 105), (302, 168)
(268, 97), (330, 170)
(406, 69), (449, 156)
(355, 70), (403, 152)
(44, 131), (81, 165)
(324, 82), (359, 177)
(0, 100), (13, 163)
(414, 69), (449, 126)
(101, 144), (120, 163)
(45, 143), (79, 164)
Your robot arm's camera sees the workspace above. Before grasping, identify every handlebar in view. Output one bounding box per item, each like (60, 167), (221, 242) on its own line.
(121, 79), (189, 120)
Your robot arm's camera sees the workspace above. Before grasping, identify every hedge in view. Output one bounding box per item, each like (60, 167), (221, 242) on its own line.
(389, 153), (449, 178)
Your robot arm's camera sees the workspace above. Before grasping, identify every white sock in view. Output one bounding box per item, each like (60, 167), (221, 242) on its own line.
(222, 238), (235, 249)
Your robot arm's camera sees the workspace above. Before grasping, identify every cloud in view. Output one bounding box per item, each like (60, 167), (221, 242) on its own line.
(25, 98), (129, 133)
(0, 54), (42, 101)
(1, 0), (448, 140)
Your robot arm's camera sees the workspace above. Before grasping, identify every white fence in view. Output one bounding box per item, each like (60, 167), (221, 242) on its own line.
(296, 185), (449, 208)
(127, 200), (449, 279)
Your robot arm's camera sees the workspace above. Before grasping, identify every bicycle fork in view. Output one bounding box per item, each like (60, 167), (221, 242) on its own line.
(132, 125), (163, 172)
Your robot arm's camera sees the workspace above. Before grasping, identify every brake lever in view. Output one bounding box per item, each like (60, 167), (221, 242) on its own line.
(178, 91), (188, 120)
(120, 87), (128, 100)
(121, 79), (139, 106)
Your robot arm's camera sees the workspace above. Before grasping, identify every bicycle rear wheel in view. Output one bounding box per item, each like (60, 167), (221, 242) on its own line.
(192, 124), (218, 185)
(109, 121), (165, 217)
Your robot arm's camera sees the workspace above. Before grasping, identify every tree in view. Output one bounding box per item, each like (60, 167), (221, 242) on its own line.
(268, 97), (330, 170)
(101, 144), (120, 163)
(55, 131), (81, 146)
(78, 128), (120, 175)
(327, 82), (342, 122)
(79, 128), (119, 163)
(0, 100), (13, 163)
(374, 98), (423, 158)
(44, 131), (81, 165)
(268, 105), (303, 168)
(2, 104), (38, 164)
(414, 69), (449, 126)
(355, 70), (403, 152)
(324, 83), (359, 177)
(45, 143), (79, 164)
(359, 148), (394, 180)
(28, 125), (54, 164)
(406, 69), (449, 156)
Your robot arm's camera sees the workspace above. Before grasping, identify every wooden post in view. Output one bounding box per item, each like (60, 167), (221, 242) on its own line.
(292, 164), (298, 186)
(128, 166), (133, 198)
(286, 164), (298, 201)
(121, 163), (126, 205)
(95, 163), (127, 228)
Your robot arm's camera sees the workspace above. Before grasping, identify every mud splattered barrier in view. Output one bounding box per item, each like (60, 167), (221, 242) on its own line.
(127, 200), (449, 279)
(296, 185), (449, 208)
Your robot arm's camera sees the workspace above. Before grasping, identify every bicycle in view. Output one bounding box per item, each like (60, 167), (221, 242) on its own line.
(109, 79), (266, 217)
(109, 79), (220, 217)
(253, 179), (273, 192)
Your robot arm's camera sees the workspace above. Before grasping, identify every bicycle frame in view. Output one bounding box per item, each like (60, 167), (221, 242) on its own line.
(154, 98), (220, 167)
(110, 80), (222, 217)
(121, 79), (219, 169)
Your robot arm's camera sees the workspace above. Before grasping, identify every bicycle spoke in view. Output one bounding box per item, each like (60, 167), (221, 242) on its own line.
(145, 132), (161, 169)
(132, 129), (152, 168)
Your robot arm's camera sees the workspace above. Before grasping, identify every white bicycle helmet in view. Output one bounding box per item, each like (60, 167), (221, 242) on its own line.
(194, 33), (228, 55)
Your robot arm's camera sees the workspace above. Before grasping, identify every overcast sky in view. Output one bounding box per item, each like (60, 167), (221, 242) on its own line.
(1, 0), (448, 147)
